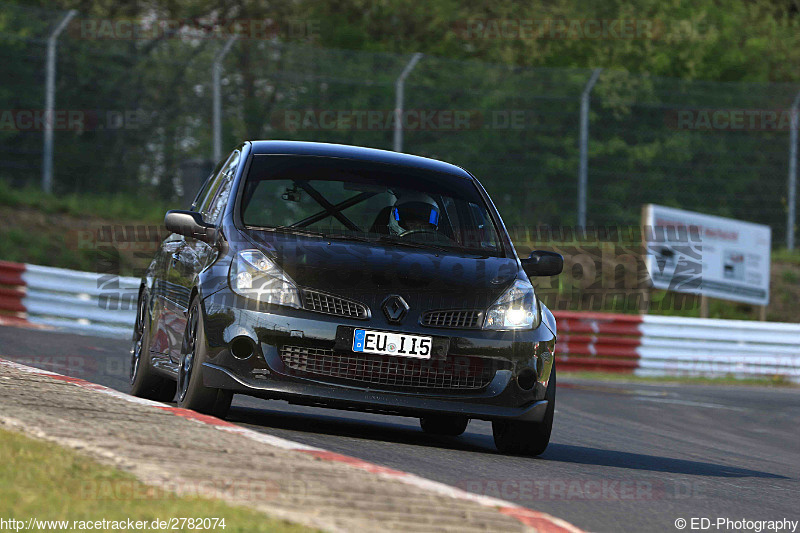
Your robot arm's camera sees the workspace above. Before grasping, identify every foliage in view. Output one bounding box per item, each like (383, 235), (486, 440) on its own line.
(0, 0), (798, 242)
(305, 0), (800, 82)
(0, 180), (170, 221)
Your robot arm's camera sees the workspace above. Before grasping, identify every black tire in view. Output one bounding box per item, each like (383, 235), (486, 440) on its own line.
(177, 296), (233, 418)
(492, 365), (556, 456)
(420, 415), (469, 436)
(130, 290), (176, 402)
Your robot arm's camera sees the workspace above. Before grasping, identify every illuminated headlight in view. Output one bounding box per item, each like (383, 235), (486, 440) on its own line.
(229, 250), (301, 308)
(483, 279), (537, 330)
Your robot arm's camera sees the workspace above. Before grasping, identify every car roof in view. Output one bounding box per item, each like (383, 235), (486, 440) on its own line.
(247, 141), (474, 180)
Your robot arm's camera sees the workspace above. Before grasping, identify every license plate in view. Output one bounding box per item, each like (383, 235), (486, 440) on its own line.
(352, 329), (432, 359)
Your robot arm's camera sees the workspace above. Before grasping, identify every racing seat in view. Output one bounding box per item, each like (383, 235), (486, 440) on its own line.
(369, 206), (393, 234)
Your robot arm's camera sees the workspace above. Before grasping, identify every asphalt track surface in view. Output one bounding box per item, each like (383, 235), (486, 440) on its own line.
(1, 325), (798, 533)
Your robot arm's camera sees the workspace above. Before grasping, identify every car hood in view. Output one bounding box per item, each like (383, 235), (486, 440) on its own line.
(239, 229), (519, 311)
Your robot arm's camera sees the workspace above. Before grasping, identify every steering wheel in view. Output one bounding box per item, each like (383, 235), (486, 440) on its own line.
(399, 228), (454, 245)
(399, 228), (439, 238)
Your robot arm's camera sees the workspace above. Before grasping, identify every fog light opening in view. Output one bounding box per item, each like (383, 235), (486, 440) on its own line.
(517, 368), (537, 391)
(230, 336), (255, 360)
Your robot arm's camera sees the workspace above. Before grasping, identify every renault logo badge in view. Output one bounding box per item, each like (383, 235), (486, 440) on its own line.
(382, 295), (409, 323)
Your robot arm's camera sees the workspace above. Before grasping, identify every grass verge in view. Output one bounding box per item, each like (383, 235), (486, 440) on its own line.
(0, 180), (170, 223)
(0, 427), (315, 533)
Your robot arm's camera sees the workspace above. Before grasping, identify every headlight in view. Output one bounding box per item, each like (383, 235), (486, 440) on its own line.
(229, 250), (301, 308)
(483, 279), (537, 330)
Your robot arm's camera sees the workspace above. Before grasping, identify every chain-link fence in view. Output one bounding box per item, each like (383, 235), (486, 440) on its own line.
(2, 5), (799, 247)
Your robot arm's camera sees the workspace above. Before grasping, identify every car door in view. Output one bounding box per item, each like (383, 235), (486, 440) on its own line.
(148, 232), (186, 356)
(166, 150), (240, 362)
(150, 161), (220, 357)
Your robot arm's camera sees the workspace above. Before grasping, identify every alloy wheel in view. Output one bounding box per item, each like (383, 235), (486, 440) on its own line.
(179, 308), (198, 402)
(129, 296), (146, 384)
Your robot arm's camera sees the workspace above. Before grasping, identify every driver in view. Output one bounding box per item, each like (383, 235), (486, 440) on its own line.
(387, 192), (440, 236)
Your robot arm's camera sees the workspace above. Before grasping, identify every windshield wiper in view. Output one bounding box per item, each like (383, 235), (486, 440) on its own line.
(329, 234), (379, 244)
(248, 228), (492, 255)
(311, 233), (452, 252)
(250, 226), (326, 238)
(380, 237), (497, 256)
(374, 236), (456, 253)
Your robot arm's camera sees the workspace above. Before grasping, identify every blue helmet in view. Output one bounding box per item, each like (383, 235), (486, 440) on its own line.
(388, 192), (440, 235)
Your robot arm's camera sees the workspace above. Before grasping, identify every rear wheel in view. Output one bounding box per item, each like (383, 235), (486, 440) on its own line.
(492, 365), (556, 456)
(130, 290), (176, 402)
(177, 296), (233, 418)
(419, 415), (469, 436)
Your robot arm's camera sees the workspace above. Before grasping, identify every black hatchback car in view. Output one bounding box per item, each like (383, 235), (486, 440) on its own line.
(131, 141), (562, 455)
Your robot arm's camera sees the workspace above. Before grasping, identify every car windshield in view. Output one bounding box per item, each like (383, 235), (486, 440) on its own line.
(239, 154), (504, 256)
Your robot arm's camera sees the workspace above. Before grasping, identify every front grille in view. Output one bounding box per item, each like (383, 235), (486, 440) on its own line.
(421, 310), (482, 329)
(302, 289), (368, 319)
(280, 345), (509, 391)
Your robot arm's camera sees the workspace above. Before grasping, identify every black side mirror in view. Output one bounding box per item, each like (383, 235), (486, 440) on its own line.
(521, 250), (563, 277)
(164, 210), (217, 244)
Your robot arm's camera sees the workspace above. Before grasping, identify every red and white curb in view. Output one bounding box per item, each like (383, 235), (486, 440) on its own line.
(0, 356), (584, 533)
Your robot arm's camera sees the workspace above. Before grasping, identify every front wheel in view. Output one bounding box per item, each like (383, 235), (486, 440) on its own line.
(492, 365), (556, 456)
(130, 290), (176, 402)
(177, 296), (233, 418)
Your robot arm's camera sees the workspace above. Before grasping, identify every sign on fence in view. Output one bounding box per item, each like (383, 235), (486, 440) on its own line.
(643, 204), (771, 305)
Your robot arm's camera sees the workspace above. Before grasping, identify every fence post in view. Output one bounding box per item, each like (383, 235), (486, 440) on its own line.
(393, 53), (423, 153)
(42, 9), (77, 194)
(787, 89), (800, 251)
(577, 68), (602, 230)
(213, 36), (239, 163)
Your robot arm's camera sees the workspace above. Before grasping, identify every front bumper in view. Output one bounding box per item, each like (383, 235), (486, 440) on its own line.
(200, 291), (556, 422)
(203, 362), (550, 422)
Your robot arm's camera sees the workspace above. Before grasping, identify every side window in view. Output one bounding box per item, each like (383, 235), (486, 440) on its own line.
(200, 150), (240, 225)
(466, 202), (497, 250)
(190, 176), (213, 212)
(190, 158), (226, 211)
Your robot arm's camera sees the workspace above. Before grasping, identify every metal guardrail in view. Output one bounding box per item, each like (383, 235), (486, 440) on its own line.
(637, 315), (800, 378)
(2, 261), (800, 381)
(0, 261), (138, 338)
(554, 311), (800, 381)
